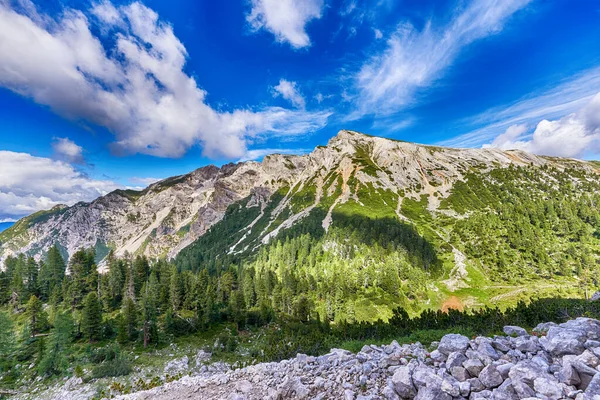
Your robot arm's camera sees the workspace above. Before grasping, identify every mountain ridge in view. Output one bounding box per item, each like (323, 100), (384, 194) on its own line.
(1, 130), (598, 270)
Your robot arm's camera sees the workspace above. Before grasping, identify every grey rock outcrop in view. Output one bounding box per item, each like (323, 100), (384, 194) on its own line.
(18, 317), (600, 400)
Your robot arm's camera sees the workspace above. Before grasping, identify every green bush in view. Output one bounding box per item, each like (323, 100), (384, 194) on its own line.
(91, 358), (132, 379)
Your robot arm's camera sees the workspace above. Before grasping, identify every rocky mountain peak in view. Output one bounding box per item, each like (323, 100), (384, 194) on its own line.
(1, 130), (597, 267)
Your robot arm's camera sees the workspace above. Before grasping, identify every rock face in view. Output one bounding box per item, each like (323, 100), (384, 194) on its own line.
(2, 130), (594, 267)
(20, 318), (594, 400)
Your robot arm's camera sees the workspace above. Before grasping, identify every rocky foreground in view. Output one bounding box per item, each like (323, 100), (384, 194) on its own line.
(102, 318), (600, 400)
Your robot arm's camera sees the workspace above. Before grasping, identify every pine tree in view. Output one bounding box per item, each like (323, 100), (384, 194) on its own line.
(38, 311), (74, 376)
(121, 297), (138, 342)
(169, 267), (183, 312)
(141, 273), (159, 348)
(81, 292), (102, 342)
(123, 263), (136, 301)
(66, 249), (95, 309)
(0, 311), (15, 371)
(107, 256), (126, 308)
(229, 290), (246, 330)
(25, 257), (39, 299)
(133, 256), (150, 296)
(25, 295), (48, 336)
(46, 245), (66, 288)
(9, 256), (26, 309)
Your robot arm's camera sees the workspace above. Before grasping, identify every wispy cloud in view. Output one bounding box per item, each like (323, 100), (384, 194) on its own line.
(351, 0), (532, 117)
(0, 1), (330, 160)
(442, 67), (600, 148)
(51, 137), (85, 164)
(272, 79), (306, 109)
(246, 0), (324, 49)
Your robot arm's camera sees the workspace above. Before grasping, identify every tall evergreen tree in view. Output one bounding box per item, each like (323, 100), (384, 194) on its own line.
(169, 267), (183, 312)
(25, 295), (48, 336)
(0, 311), (15, 371)
(81, 292), (102, 342)
(38, 311), (74, 376)
(141, 273), (159, 348)
(121, 297), (138, 342)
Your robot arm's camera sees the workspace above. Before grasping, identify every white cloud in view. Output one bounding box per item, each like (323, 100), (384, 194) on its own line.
(353, 0), (531, 117)
(373, 28), (383, 39)
(52, 137), (85, 164)
(0, 151), (120, 220)
(272, 79), (306, 109)
(484, 93), (600, 158)
(237, 148), (310, 162)
(485, 124), (528, 149)
(0, 1), (330, 160)
(443, 67), (600, 148)
(90, 0), (120, 26)
(0, 218), (17, 224)
(246, 0), (324, 49)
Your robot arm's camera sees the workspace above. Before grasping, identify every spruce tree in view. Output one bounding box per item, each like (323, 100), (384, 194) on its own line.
(38, 311), (74, 376)
(25, 257), (39, 299)
(0, 311), (15, 371)
(133, 256), (149, 296)
(25, 295), (47, 336)
(141, 274), (159, 347)
(121, 297), (138, 342)
(169, 267), (183, 312)
(81, 292), (102, 342)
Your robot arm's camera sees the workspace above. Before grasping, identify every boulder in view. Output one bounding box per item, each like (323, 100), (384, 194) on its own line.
(391, 366), (416, 399)
(478, 365), (503, 389)
(477, 341), (500, 361)
(560, 318), (600, 340)
(438, 334), (470, 355)
(557, 363), (581, 386)
(446, 351), (468, 369)
(503, 326), (528, 337)
(532, 376), (562, 400)
(414, 387), (451, 400)
(450, 366), (470, 382)
(532, 322), (558, 333)
(585, 373), (600, 397)
(513, 336), (538, 353)
(463, 358), (485, 377)
(540, 327), (586, 356)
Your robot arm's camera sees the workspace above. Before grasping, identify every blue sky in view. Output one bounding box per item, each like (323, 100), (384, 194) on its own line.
(0, 0), (599, 223)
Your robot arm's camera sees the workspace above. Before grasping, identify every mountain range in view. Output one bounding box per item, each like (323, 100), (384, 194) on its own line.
(2, 130), (599, 315)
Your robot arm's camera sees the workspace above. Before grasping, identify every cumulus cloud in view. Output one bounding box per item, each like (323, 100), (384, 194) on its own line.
(485, 93), (600, 158)
(246, 0), (324, 49)
(353, 0), (531, 117)
(51, 137), (85, 164)
(0, 1), (330, 160)
(272, 79), (306, 109)
(373, 28), (383, 39)
(0, 151), (120, 220)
